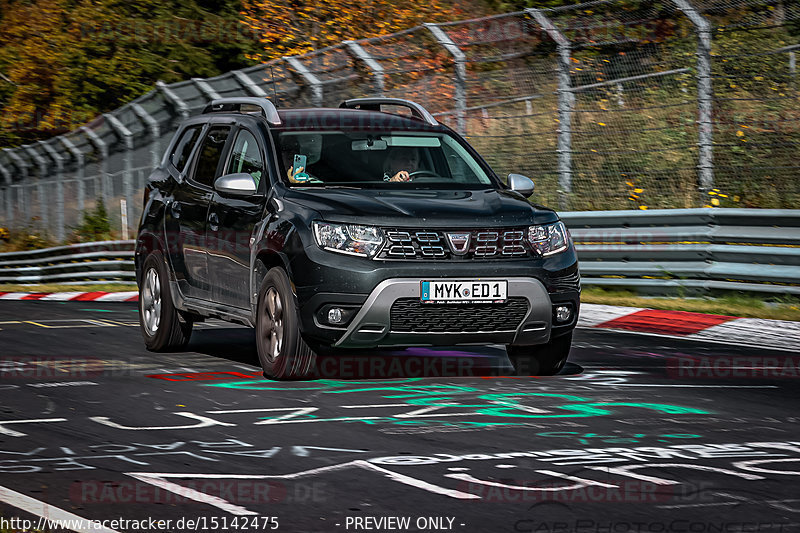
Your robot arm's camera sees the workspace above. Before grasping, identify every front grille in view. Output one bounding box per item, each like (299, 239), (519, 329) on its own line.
(378, 228), (531, 260)
(390, 297), (529, 333)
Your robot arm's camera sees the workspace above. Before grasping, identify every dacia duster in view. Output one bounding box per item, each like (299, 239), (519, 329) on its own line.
(135, 97), (580, 379)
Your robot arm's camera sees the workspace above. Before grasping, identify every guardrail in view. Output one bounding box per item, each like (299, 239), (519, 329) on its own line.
(0, 209), (798, 294)
(0, 240), (135, 284)
(561, 208), (800, 295)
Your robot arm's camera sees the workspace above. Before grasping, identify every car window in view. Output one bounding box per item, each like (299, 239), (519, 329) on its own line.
(169, 125), (202, 172)
(193, 126), (231, 187)
(273, 131), (493, 189)
(226, 129), (264, 186)
(441, 136), (482, 183)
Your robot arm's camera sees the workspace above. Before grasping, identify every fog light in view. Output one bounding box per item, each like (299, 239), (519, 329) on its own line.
(555, 305), (572, 323)
(327, 307), (344, 324)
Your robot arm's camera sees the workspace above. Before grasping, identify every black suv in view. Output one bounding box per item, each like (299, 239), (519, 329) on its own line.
(135, 97), (580, 379)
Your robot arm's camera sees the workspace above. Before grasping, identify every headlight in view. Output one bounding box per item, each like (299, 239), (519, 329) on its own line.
(312, 221), (384, 257)
(527, 221), (569, 256)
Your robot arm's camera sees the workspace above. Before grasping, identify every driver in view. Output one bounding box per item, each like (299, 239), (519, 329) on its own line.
(383, 147), (420, 182)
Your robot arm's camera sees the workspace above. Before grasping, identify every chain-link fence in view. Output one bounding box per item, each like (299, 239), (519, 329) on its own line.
(1, 0), (798, 240)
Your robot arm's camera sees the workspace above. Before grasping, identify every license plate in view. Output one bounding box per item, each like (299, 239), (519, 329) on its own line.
(420, 280), (507, 304)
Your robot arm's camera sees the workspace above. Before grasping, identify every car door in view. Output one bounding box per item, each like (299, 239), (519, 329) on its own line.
(162, 123), (205, 297)
(173, 122), (233, 300)
(206, 124), (268, 309)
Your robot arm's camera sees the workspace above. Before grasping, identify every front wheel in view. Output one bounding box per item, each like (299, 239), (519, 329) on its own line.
(256, 267), (317, 380)
(139, 251), (193, 351)
(507, 331), (572, 376)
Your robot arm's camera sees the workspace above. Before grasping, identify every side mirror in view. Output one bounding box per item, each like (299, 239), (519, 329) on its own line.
(508, 173), (535, 198)
(214, 173), (257, 197)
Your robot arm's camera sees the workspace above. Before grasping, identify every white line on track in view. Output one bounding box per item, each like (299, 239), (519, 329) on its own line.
(0, 483), (120, 533)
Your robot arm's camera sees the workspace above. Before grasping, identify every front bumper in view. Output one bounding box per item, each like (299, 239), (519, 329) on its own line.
(290, 241), (580, 348)
(324, 277), (557, 348)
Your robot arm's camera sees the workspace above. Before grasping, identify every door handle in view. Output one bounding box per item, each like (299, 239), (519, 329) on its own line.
(208, 212), (219, 231)
(171, 201), (182, 219)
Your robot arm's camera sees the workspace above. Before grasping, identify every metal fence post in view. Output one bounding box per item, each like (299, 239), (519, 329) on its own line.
(671, 0), (714, 202)
(59, 136), (85, 218)
(0, 164), (10, 229)
(105, 113), (134, 237)
(284, 57), (323, 107)
(232, 70), (269, 98)
(527, 8), (574, 210)
(424, 23), (467, 135)
(3, 148), (29, 181)
(22, 145), (49, 234)
(156, 81), (190, 119)
(343, 40), (386, 96)
(192, 78), (222, 101)
(131, 103), (162, 171)
(791, 51), (797, 89)
(81, 126), (109, 210)
(39, 140), (66, 242)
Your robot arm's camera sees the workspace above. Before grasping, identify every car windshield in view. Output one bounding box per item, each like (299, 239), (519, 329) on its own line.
(273, 131), (496, 189)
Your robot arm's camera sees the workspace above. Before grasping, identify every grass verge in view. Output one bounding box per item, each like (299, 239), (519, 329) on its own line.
(582, 287), (800, 322)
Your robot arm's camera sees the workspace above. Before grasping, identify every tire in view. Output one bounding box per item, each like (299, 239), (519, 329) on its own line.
(256, 267), (317, 380)
(139, 251), (193, 351)
(507, 331), (572, 376)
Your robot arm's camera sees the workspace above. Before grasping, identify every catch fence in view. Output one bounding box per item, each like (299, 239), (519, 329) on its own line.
(0, 0), (797, 239)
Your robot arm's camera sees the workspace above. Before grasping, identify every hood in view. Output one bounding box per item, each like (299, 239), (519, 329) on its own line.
(283, 188), (558, 227)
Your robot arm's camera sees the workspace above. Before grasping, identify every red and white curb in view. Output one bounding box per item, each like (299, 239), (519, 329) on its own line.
(0, 291), (138, 302)
(579, 304), (800, 352)
(0, 292), (797, 351)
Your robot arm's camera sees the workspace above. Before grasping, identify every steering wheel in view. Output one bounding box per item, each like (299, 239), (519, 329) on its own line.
(407, 170), (443, 182)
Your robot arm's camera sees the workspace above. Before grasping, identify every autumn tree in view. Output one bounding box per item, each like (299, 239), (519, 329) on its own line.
(0, 0), (261, 146)
(239, 0), (483, 61)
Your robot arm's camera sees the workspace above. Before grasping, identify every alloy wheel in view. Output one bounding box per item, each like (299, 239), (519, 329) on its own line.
(261, 287), (284, 361)
(142, 267), (161, 336)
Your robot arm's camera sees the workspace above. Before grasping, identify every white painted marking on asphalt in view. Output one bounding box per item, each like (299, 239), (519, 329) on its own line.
(127, 474), (258, 516)
(340, 403), (410, 408)
(0, 483), (120, 532)
(129, 460), (481, 501)
(733, 458), (800, 475)
(291, 446), (369, 457)
(90, 412), (235, 431)
(445, 470), (617, 491)
(0, 418), (68, 437)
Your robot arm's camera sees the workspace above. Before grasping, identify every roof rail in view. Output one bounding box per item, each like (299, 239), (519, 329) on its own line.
(202, 97), (281, 126)
(339, 98), (438, 127)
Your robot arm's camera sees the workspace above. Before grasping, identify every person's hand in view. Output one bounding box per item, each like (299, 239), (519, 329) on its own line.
(389, 170), (411, 182)
(287, 165), (307, 183)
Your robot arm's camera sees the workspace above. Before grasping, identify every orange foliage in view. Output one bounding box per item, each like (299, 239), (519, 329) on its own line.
(240, 0), (483, 61)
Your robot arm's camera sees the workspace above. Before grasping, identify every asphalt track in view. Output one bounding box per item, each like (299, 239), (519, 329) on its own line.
(0, 300), (798, 533)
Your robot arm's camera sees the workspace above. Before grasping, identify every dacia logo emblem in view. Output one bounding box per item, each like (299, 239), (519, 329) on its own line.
(446, 232), (471, 255)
